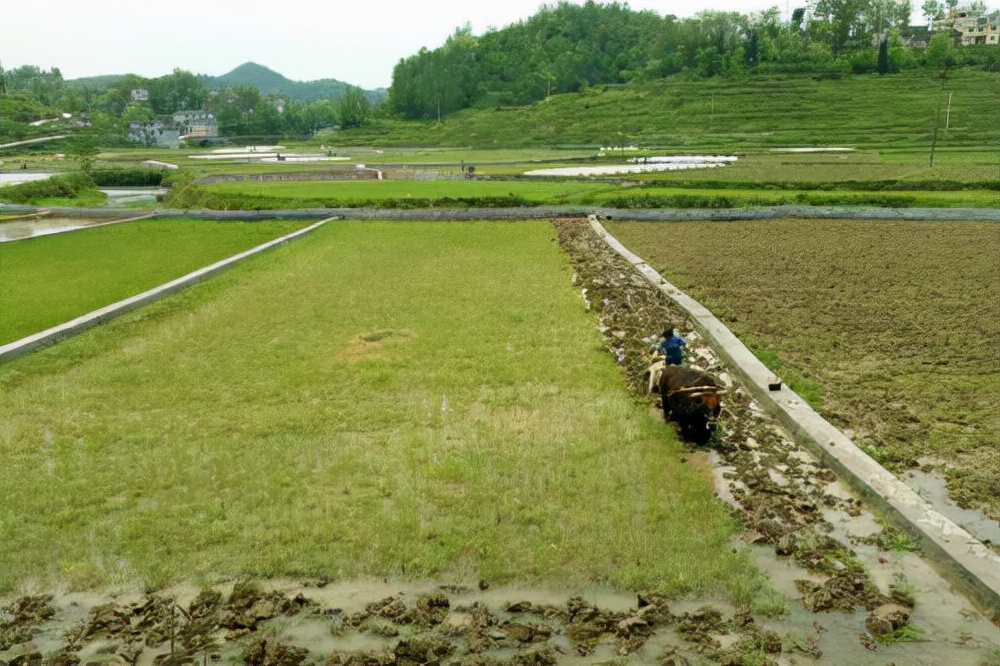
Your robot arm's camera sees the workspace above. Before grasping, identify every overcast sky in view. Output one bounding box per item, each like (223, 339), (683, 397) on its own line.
(2, 0), (997, 89)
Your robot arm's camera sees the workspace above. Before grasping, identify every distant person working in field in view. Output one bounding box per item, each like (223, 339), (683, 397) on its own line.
(657, 327), (686, 366)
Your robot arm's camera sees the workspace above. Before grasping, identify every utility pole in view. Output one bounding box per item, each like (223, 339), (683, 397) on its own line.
(930, 90), (943, 167)
(945, 92), (953, 132)
(929, 66), (950, 168)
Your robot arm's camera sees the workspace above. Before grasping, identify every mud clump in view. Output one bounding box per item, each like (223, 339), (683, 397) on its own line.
(242, 640), (309, 666)
(864, 603), (911, 637)
(224, 580), (309, 635)
(1, 596), (56, 651)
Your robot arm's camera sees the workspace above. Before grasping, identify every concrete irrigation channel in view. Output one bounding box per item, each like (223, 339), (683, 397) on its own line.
(1, 207), (998, 665)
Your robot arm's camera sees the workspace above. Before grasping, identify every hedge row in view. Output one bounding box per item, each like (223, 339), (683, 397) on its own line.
(88, 168), (167, 187)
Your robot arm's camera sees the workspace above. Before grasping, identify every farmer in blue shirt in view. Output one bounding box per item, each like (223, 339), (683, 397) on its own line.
(657, 327), (686, 366)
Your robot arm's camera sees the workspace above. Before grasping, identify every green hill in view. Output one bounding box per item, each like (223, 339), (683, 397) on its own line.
(202, 62), (386, 104)
(337, 69), (1000, 151)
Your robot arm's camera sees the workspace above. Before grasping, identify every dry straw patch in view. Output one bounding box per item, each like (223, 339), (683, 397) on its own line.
(609, 219), (1000, 520)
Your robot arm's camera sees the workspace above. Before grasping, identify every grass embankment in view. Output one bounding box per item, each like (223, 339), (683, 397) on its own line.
(189, 179), (621, 209)
(335, 70), (1000, 150)
(0, 219), (307, 344)
(0, 221), (763, 603)
(607, 219), (1000, 520)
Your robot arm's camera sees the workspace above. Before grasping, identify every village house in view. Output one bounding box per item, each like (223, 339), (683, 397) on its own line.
(935, 9), (1000, 45)
(172, 110), (219, 138)
(127, 121), (180, 148)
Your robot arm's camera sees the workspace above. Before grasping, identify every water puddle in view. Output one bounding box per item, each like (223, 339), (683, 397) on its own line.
(0, 172), (54, 186)
(189, 153), (348, 162)
(99, 187), (167, 206)
(904, 469), (1000, 546)
(0, 216), (123, 242)
(769, 147), (855, 153)
(525, 155), (736, 177)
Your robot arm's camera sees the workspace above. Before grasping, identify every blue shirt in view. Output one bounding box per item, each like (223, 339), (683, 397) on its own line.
(659, 335), (685, 365)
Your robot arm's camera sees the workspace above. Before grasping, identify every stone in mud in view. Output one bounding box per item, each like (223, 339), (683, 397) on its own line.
(864, 603), (911, 637)
(505, 601), (534, 613)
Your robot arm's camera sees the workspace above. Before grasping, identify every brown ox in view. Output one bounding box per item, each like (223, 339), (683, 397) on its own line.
(658, 366), (723, 445)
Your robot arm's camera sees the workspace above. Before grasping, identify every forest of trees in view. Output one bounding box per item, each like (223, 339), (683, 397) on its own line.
(386, 0), (1000, 120)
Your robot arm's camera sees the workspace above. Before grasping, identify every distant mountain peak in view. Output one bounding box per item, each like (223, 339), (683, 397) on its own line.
(203, 63), (385, 104)
(216, 62), (293, 86)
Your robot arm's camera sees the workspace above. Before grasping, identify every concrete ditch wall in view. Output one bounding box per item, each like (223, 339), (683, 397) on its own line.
(587, 216), (1000, 620)
(0, 219), (330, 363)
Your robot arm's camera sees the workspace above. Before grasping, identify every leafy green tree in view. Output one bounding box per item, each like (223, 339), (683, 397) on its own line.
(68, 132), (100, 172)
(925, 31), (956, 69)
(148, 68), (206, 114)
(922, 0), (945, 27)
(122, 102), (155, 122)
(877, 36), (891, 73)
(338, 85), (371, 128)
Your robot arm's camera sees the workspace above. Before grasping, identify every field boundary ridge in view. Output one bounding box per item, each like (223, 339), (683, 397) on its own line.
(3, 204), (1000, 222)
(588, 215), (1000, 621)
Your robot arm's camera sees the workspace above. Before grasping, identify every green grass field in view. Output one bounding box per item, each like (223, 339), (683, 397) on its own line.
(0, 219), (307, 344)
(203, 179), (619, 204)
(0, 221), (761, 603)
(607, 219), (1000, 521)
